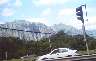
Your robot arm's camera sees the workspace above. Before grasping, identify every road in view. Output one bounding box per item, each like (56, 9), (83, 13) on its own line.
(47, 55), (96, 61)
(21, 54), (96, 61)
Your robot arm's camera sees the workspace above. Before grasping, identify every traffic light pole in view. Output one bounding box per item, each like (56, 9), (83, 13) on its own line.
(82, 4), (89, 55)
(82, 20), (89, 55)
(76, 4), (89, 55)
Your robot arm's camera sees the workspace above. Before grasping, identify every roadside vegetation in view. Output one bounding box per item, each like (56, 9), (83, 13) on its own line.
(0, 30), (96, 60)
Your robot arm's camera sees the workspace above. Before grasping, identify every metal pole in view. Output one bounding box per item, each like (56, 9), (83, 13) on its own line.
(36, 33), (38, 55)
(5, 51), (7, 60)
(84, 4), (89, 55)
(81, 4), (89, 55)
(82, 19), (89, 55)
(49, 35), (52, 51)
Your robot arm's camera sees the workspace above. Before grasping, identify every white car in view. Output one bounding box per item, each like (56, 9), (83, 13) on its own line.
(37, 48), (78, 61)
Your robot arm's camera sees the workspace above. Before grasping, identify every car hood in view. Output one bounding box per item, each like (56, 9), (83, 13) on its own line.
(73, 50), (77, 53)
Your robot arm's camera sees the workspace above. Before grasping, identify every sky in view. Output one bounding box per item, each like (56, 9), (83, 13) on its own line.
(0, 0), (96, 30)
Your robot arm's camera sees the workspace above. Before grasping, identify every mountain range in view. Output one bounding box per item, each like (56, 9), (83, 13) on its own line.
(0, 20), (96, 40)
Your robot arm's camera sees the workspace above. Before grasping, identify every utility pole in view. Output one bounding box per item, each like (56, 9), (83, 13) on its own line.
(5, 51), (7, 60)
(49, 37), (51, 50)
(82, 20), (89, 55)
(76, 4), (89, 55)
(82, 4), (89, 55)
(34, 30), (41, 55)
(48, 33), (52, 51)
(45, 33), (52, 51)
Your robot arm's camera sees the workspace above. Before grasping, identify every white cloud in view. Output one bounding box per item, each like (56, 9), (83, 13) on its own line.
(70, 16), (96, 30)
(56, 8), (83, 29)
(86, 25), (96, 30)
(0, 0), (9, 5)
(56, 8), (75, 22)
(71, 16), (96, 30)
(40, 8), (51, 17)
(33, 0), (70, 6)
(56, 7), (96, 30)
(58, 8), (75, 17)
(0, 21), (4, 24)
(76, 7), (96, 29)
(20, 16), (48, 25)
(85, 16), (96, 26)
(14, 0), (22, 7)
(56, 8), (96, 30)
(1, 8), (15, 16)
(71, 18), (83, 29)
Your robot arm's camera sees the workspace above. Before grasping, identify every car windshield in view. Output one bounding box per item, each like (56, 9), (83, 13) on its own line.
(59, 49), (68, 53)
(50, 49), (59, 54)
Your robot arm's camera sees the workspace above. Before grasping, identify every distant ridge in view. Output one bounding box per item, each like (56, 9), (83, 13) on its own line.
(0, 20), (96, 40)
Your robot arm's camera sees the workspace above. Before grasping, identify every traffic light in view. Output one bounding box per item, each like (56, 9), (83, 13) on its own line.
(76, 6), (84, 22)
